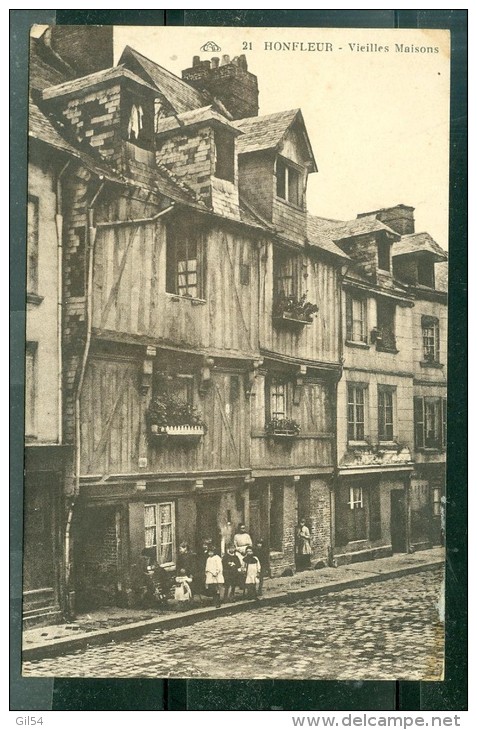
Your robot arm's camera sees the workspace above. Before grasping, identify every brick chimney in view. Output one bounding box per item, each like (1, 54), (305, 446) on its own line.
(47, 25), (114, 78)
(182, 54), (259, 120)
(358, 204), (415, 236)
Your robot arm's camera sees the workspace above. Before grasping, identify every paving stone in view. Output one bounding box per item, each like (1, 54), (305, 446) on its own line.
(23, 569), (444, 680)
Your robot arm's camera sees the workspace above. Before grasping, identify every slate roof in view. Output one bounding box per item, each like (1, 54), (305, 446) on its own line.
(307, 216), (399, 243)
(392, 232), (448, 261)
(155, 106), (240, 136)
(119, 46), (208, 115)
(235, 109), (300, 153)
(42, 65), (156, 101)
(306, 215), (350, 260)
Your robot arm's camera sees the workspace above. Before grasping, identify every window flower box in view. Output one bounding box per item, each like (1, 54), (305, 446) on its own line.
(147, 392), (206, 442)
(150, 424), (205, 438)
(265, 418), (300, 439)
(272, 293), (318, 328)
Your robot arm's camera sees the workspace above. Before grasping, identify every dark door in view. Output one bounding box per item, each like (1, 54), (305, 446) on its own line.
(390, 489), (407, 553)
(196, 495), (221, 551)
(23, 481), (57, 599)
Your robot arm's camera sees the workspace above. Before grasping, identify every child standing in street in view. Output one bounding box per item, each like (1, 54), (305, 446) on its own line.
(205, 546), (224, 608)
(243, 545), (261, 600)
(174, 568), (192, 609)
(222, 545), (242, 602)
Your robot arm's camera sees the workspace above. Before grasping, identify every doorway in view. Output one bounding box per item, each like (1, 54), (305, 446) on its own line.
(390, 489), (407, 553)
(196, 495), (221, 551)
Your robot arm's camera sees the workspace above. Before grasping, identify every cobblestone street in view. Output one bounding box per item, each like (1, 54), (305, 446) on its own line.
(23, 568), (444, 681)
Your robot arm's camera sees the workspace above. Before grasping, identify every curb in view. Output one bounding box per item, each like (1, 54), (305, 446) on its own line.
(22, 559), (444, 661)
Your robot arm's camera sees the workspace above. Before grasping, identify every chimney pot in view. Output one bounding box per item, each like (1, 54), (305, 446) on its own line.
(221, 54), (230, 66)
(193, 55), (200, 66)
(211, 56), (219, 69)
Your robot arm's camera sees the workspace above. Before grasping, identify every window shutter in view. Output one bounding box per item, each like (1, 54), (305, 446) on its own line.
(435, 322), (440, 363)
(414, 397), (424, 448)
(165, 225), (177, 294)
(345, 293), (353, 341)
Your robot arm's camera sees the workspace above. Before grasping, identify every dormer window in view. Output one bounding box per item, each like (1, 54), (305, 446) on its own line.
(377, 239), (391, 271)
(122, 88), (154, 149)
(128, 103), (144, 142)
(214, 127), (235, 183)
(276, 157), (303, 208)
(417, 257), (435, 287)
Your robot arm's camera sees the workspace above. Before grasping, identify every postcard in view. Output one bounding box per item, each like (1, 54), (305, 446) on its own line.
(22, 25), (449, 680)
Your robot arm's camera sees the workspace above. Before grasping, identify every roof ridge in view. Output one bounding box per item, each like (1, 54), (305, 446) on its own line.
(123, 45), (199, 89)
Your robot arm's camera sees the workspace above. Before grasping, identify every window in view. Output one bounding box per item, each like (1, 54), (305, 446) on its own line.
(127, 103), (144, 142)
(27, 196), (39, 294)
(25, 342), (37, 437)
(276, 157), (303, 208)
(345, 293), (367, 343)
(270, 381), (287, 420)
(347, 384), (366, 441)
(376, 298), (396, 351)
(123, 91), (154, 149)
(377, 239), (391, 271)
(414, 396), (446, 450)
(70, 227), (86, 297)
(378, 387), (394, 441)
(417, 258), (435, 287)
(433, 487), (441, 518)
(274, 248), (299, 299)
(349, 486), (363, 509)
(166, 220), (204, 299)
(422, 316), (440, 363)
(214, 128), (235, 183)
(347, 486), (366, 541)
(144, 502), (176, 566)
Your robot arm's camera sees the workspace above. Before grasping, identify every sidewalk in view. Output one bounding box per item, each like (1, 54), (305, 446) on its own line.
(22, 546), (444, 661)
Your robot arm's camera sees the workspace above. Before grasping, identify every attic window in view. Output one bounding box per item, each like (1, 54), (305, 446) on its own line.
(377, 239), (391, 271)
(276, 157), (303, 208)
(214, 128), (235, 183)
(417, 258), (435, 287)
(128, 103), (144, 142)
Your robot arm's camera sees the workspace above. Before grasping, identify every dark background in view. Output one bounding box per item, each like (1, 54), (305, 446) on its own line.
(10, 8), (467, 712)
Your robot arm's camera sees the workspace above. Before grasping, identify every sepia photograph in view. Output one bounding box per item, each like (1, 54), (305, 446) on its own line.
(21, 24), (449, 681)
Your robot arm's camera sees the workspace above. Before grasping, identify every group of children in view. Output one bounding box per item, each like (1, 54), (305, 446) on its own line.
(171, 529), (266, 610)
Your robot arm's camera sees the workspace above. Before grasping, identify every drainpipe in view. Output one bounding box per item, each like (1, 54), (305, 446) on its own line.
(55, 160), (71, 446)
(329, 264), (347, 566)
(64, 177), (104, 616)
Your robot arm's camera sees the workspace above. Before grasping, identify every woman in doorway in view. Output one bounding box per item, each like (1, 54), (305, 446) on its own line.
(296, 518), (312, 571)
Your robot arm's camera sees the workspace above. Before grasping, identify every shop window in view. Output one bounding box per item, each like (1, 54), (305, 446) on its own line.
(144, 502), (176, 567)
(214, 127), (235, 183)
(347, 384), (366, 442)
(345, 293), (367, 343)
(276, 156), (303, 208)
(422, 316), (440, 364)
(166, 220), (204, 299)
(414, 396), (446, 450)
(27, 195), (39, 295)
(25, 342), (37, 438)
(378, 386), (395, 441)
